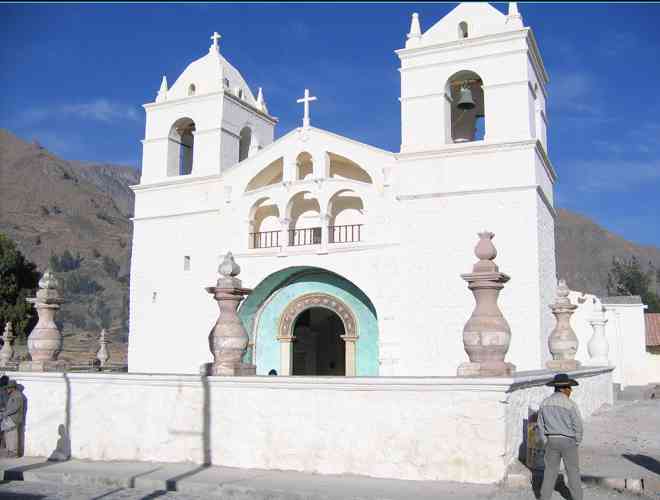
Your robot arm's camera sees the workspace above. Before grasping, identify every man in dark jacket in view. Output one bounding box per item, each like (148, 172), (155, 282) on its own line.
(537, 373), (584, 500)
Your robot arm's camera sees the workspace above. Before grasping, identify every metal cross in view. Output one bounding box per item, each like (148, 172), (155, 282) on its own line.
(296, 88), (317, 128)
(210, 32), (221, 51)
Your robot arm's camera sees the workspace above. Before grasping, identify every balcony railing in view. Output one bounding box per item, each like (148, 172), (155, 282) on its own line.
(288, 227), (322, 246)
(329, 224), (362, 243)
(249, 230), (280, 249)
(249, 224), (363, 249)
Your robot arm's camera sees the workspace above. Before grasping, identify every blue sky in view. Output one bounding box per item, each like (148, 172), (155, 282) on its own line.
(1, 2), (659, 248)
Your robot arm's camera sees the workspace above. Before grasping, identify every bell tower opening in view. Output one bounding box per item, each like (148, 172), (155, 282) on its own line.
(446, 70), (485, 143)
(292, 308), (346, 376)
(167, 118), (196, 176)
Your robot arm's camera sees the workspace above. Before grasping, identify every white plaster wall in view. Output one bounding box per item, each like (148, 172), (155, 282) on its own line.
(12, 368), (612, 484)
(568, 293), (660, 387)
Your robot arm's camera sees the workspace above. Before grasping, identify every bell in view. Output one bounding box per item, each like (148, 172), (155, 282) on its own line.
(456, 84), (476, 111)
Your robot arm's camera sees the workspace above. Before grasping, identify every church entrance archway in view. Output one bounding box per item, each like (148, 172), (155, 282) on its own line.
(238, 266), (378, 376)
(291, 307), (346, 376)
(278, 293), (357, 376)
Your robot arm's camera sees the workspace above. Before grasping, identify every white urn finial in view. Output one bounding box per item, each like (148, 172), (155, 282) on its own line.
(406, 13), (422, 48)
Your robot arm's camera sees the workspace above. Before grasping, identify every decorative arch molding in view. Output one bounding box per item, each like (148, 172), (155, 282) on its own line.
(277, 292), (359, 376)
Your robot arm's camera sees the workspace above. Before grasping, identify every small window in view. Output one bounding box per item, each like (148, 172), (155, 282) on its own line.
(184, 256), (191, 271)
(223, 78), (230, 89)
(237, 88), (244, 99)
(188, 84), (196, 96)
(458, 22), (468, 39)
(152, 292), (157, 303)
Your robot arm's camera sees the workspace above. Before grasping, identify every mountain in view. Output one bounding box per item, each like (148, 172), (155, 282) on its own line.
(0, 128), (139, 364)
(1, 128), (659, 364)
(556, 208), (660, 297)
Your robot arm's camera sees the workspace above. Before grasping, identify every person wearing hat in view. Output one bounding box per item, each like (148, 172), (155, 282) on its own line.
(1, 379), (23, 458)
(537, 373), (584, 500)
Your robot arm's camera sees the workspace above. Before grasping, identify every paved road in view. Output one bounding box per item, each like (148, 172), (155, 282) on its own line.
(0, 480), (654, 500)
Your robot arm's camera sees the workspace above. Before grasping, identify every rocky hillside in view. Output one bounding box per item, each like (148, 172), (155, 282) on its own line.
(1, 128), (659, 364)
(556, 208), (660, 297)
(0, 129), (139, 364)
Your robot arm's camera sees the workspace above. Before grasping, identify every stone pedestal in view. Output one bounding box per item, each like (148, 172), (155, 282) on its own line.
(202, 252), (256, 376)
(457, 231), (516, 377)
(546, 280), (580, 371)
(587, 305), (609, 366)
(0, 322), (18, 371)
(20, 268), (68, 372)
(96, 329), (110, 368)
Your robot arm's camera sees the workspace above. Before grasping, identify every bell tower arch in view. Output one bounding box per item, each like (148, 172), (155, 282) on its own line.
(396, 2), (548, 153)
(139, 33), (277, 184)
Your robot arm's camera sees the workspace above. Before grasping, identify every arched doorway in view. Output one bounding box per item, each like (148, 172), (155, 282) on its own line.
(292, 307), (346, 376)
(278, 293), (358, 376)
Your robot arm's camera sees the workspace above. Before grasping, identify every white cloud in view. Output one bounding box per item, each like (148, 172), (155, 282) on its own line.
(19, 99), (140, 126)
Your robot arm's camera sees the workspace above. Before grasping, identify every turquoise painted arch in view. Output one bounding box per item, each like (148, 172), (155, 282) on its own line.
(238, 267), (379, 376)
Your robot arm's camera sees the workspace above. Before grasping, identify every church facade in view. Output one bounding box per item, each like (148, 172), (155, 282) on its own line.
(128, 2), (557, 377)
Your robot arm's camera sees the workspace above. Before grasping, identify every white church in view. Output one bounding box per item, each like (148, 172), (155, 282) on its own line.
(16, 3), (626, 484)
(128, 2), (557, 376)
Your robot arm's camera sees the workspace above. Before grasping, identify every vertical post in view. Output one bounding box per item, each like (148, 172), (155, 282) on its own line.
(546, 280), (580, 371)
(457, 232), (515, 377)
(277, 336), (295, 376)
(342, 336), (358, 376)
(202, 252), (256, 376)
(317, 212), (329, 254)
(279, 218), (290, 256)
(20, 267), (68, 372)
(587, 304), (609, 366)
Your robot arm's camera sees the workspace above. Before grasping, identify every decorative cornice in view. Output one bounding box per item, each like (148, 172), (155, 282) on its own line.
(131, 208), (221, 223)
(11, 367), (612, 392)
(397, 138), (537, 160)
(131, 174), (221, 192)
(143, 91), (224, 110)
(395, 28), (528, 59)
(398, 49), (528, 74)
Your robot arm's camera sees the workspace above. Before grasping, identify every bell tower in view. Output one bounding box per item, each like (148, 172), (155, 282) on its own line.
(396, 2), (548, 153)
(139, 33), (277, 184)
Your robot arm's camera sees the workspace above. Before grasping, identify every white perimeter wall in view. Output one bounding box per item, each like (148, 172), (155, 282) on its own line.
(12, 368), (612, 484)
(568, 292), (659, 387)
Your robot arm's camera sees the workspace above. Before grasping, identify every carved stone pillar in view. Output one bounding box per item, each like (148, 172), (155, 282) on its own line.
(277, 335), (295, 375)
(546, 280), (581, 371)
(20, 268), (68, 372)
(587, 304), (609, 366)
(96, 328), (110, 368)
(457, 232), (515, 377)
(202, 252), (256, 376)
(0, 322), (17, 369)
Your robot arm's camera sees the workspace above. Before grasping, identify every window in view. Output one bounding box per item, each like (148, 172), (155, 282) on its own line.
(167, 118), (196, 176)
(237, 88), (244, 99)
(223, 78), (230, 89)
(188, 84), (196, 96)
(458, 22), (468, 39)
(239, 127), (252, 162)
(184, 256), (191, 271)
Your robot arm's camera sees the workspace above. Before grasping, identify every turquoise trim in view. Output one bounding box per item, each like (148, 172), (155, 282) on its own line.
(238, 267), (378, 376)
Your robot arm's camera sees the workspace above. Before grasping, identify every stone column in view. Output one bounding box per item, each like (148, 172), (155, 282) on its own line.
(202, 252), (256, 376)
(276, 335), (295, 376)
(20, 268), (68, 372)
(96, 328), (110, 368)
(546, 280), (581, 371)
(0, 322), (17, 370)
(341, 335), (358, 376)
(279, 217), (291, 255)
(317, 212), (330, 255)
(587, 304), (609, 366)
(457, 231), (515, 377)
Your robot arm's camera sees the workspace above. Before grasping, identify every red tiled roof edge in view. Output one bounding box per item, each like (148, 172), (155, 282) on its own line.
(645, 313), (660, 347)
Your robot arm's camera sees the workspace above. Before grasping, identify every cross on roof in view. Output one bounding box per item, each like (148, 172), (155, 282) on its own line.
(296, 89), (317, 128)
(210, 32), (221, 51)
